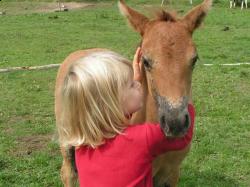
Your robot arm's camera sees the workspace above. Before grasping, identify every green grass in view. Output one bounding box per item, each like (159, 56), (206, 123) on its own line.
(0, 0), (249, 186)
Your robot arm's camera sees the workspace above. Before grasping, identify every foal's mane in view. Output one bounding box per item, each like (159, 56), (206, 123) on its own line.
(155, 10), (177, 22)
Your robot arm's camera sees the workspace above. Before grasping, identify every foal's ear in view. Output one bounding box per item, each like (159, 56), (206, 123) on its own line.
(182, 0), (212, 33)
(118, 0), (149, 36)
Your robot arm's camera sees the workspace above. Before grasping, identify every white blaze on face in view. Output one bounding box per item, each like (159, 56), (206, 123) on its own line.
(166, 97), (185, 109)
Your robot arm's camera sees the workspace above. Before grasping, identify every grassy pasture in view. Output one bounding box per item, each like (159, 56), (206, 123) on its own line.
(0, 0), (249, 186)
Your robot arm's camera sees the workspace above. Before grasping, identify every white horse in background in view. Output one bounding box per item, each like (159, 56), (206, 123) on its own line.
(230, 0), (248, 9)
(161, 0), (193, 6)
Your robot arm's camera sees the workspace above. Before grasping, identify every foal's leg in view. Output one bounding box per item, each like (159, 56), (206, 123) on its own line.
(60, 147), (78, 187)
(164, 167), (180, 187)
(153, 166), (180, 187)
(153, 157), (181, 187)
(245, 0), (248, 8)
(153, 144), (191, 187)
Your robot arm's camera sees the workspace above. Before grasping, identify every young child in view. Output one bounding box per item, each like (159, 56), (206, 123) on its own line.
(58, 48), (195, 187)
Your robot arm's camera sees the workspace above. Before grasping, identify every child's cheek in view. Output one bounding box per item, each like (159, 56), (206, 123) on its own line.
(127, 91), (143, 113)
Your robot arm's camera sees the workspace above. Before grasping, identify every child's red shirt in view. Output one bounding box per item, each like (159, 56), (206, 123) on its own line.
(75, 104), (195, 187)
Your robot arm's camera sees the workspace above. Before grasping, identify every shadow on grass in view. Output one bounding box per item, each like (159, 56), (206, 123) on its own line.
(179, 169), (240, 187)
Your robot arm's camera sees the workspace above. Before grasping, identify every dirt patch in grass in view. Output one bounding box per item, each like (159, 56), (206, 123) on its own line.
(0, 2), (96, 15)
(12, 134), (53, 156)
(7, 114), (33, 125)
(36, 2), (95, 13)
(235, 81), (250, 97)
(3, 127), (14, 134)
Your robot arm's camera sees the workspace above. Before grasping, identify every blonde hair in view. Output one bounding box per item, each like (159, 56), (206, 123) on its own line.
(58, 51), (133, 148)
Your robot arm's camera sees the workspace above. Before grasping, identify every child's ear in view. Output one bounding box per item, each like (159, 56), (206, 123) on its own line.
(118, 0), (149, 36)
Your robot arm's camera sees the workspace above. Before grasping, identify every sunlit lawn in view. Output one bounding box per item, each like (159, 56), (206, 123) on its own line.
(0, 0), (249, 186)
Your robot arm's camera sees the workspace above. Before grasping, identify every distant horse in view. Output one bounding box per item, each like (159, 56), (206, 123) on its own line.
(230, 0), (248, 9)
(161, 0), (193, 6)
(55, 0), (212, 186)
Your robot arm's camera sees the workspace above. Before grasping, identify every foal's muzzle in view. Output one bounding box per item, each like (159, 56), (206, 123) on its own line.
(157, 96), (191, 137)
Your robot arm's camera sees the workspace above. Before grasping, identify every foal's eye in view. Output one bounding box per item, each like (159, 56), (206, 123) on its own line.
(142, 56), (151, 70)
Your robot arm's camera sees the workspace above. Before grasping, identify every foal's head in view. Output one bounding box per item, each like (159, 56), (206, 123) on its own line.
(119, 0), (212, 137)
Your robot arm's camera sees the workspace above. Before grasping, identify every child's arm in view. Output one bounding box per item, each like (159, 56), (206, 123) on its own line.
(145, 104), (195, 157)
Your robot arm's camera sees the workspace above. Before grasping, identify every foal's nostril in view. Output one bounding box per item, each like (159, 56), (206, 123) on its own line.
(160, 115), (166, 128)
(184, 114), (190, 128)
(160, 115), (170, 135)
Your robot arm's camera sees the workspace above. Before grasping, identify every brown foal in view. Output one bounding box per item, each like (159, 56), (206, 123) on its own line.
(55, 0), (212, 186)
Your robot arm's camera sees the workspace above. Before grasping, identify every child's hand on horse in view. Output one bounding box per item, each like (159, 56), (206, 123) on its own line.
(133, 47), (142, 82)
